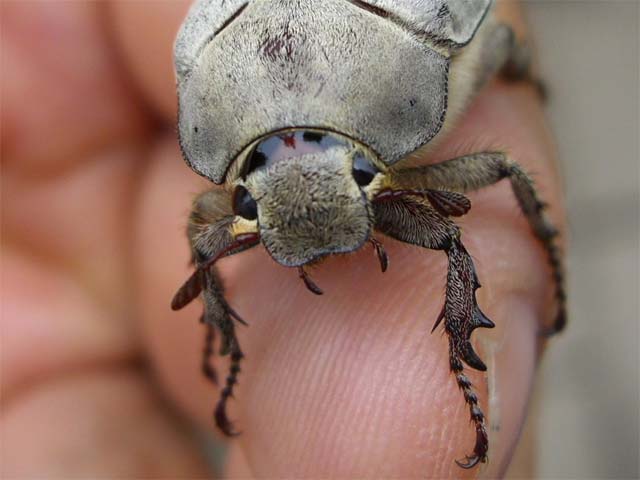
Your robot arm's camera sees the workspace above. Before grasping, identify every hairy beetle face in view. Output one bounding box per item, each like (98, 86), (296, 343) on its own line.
(235, 131), (382, 267)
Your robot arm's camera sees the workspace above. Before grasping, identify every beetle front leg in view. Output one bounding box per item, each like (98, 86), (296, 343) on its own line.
(389, 152), (566, 335)
(375, 197), (494, 469)
(201, 269), (249, 436)
(200, 317), (217, 384)
(172, 189), (259, 436)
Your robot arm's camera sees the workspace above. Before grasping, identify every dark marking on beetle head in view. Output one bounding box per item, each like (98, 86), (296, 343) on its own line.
(260, 29), (296, 61)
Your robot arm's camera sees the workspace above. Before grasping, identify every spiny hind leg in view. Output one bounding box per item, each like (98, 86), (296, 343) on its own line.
(390, 152), (566, 334)
(374, 197), (494, 468)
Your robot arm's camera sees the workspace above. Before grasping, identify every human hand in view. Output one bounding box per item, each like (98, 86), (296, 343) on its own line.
(2, 2), (564, 478)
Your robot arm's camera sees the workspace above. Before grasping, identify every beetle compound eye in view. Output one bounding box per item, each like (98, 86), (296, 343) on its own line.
(232, 186), (258, 220)
(352, 152), (380, 186)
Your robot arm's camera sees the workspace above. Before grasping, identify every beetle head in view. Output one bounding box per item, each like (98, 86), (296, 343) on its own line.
(231, 130), (383, 267)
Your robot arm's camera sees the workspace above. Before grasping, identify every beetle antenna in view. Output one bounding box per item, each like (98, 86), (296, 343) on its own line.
(298, 267), (324, 295)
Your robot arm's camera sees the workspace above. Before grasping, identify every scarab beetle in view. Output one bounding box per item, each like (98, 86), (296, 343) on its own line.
(172, 0), (566, 469)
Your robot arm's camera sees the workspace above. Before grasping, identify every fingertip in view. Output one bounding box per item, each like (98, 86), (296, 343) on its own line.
(217, 239), (541, 478)
(476, 295), (540, 478)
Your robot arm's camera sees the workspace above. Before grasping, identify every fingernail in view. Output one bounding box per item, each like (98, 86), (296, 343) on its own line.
(478, 294), (539, 477)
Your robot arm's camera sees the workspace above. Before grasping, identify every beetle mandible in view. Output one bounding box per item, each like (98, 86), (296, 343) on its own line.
(171, 0), (566, 469)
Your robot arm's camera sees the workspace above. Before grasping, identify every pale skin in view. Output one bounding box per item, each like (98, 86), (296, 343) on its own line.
(1, 1), (564, 478)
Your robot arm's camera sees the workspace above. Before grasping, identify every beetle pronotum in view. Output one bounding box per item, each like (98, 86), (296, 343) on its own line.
(172, 0), (565, 469)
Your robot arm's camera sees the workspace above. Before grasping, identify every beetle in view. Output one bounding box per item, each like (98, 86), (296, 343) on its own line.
(171, 0), (566, 469)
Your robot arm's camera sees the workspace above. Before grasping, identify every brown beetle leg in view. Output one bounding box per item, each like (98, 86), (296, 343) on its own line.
(370, 238), (389, 273)
(199, 305), (249, 389)
(171, 233), (259, 311)
(215, 345), (244, 436)
(374, 196), (494, 468)
(172, 189), (259, 436)
(446, 239), (495, 469)
(201, 316), (218, 385)
(207, 278), (246, 437)
(298, 267), (324, 295)
(390, 152), (566, 335)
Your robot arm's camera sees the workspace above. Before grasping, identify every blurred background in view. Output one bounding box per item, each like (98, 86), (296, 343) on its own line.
(516, 1), (639, 478)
